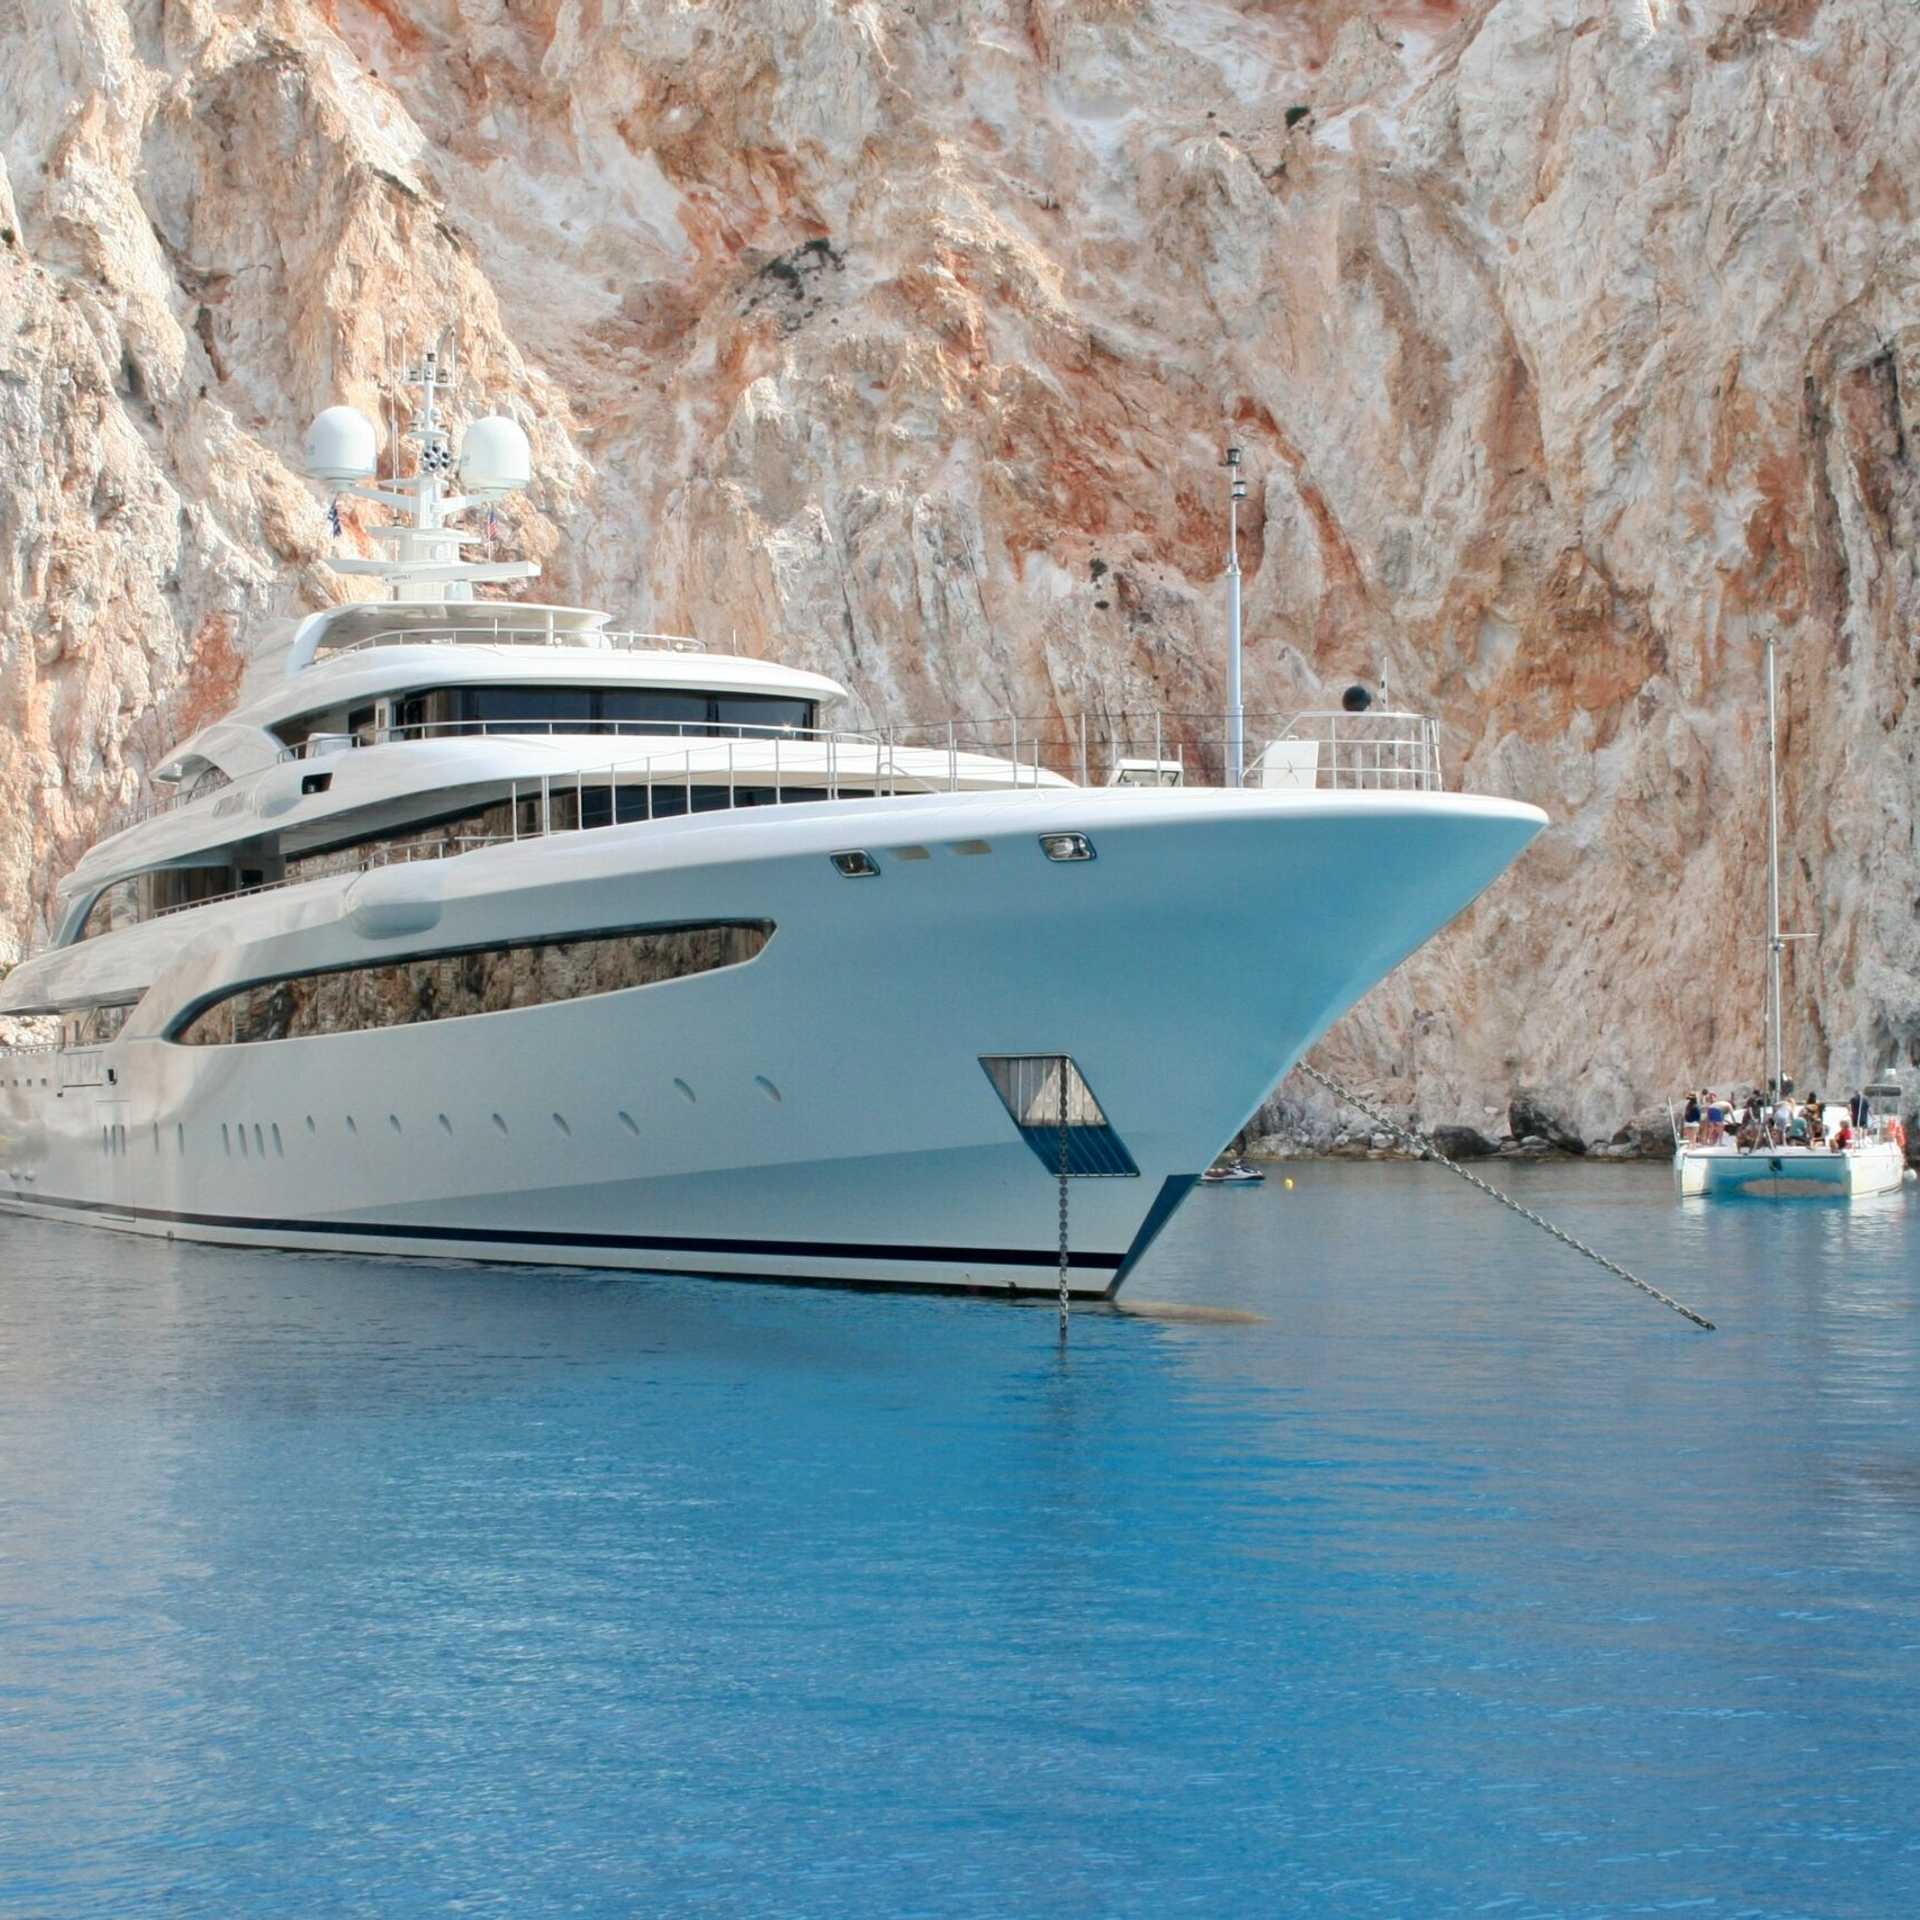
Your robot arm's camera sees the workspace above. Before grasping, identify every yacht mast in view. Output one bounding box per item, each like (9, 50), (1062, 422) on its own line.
(1765, 626), (1784, 1097)
(308, 338), (539, 605)
(1223, 446), (1246, 788)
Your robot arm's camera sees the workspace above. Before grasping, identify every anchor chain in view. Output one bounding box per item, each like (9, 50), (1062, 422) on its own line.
(1058, 1067), (1071, 1332)
(1293, 1059), (1715, 1332)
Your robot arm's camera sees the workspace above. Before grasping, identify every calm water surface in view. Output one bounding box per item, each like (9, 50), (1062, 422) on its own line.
(3, 1163), (1917, 1917)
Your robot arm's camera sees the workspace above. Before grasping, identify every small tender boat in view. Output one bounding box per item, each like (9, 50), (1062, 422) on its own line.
(1200, 1159), (1266, 1185)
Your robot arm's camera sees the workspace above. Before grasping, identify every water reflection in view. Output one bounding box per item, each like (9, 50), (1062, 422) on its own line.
(2, 1167), (1917, 1917)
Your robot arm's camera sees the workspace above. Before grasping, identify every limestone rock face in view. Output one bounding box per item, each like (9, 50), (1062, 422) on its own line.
(4, 0), (1919, 1129)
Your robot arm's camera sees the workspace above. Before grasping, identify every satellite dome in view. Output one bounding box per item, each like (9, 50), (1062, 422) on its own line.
(303, 405), (378, 483)
(458, 415), (532, 495)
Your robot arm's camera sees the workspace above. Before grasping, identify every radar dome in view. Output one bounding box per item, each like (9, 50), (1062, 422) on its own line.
(303, 406), (378, 483)
(458, 415), (532, 495)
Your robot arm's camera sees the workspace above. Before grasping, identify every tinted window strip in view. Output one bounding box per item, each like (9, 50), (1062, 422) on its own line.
(172, 920), (772, 1046)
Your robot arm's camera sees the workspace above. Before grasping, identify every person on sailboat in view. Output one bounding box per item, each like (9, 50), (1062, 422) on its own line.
(1683, 1092), (1702, 1142)
(1850, 1089), (1870, 1130)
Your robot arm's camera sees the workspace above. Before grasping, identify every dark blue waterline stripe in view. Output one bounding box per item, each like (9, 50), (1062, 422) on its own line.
(4, 1189), (1126, 1271)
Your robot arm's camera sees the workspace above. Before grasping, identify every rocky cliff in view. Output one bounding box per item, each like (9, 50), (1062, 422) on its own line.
(4, 0), (1917, 1138)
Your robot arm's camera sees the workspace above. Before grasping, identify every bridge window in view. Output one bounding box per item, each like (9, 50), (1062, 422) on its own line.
(172, 922), (773, 1047)
(388, 687), (817, 740)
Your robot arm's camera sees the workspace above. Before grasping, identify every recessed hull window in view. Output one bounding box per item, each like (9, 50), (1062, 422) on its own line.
(173, 922), (772, 1047)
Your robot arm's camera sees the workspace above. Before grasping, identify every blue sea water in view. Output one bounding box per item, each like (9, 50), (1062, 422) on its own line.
(2, 1162), (1918, 1918)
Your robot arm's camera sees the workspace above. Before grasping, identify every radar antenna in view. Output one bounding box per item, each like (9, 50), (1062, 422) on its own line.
(303, 336), (539, 606)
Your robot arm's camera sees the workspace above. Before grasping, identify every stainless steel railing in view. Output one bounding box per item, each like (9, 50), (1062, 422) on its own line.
(861, 708), (1444, 793)
(97, 703), (1445, 869)
(56, 701), (1452, 947)
(324, 625), (707, 656)
(285, 717), (866, 758)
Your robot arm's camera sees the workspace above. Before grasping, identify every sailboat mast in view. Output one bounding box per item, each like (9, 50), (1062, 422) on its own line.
(1765, 627), (1784, 1096)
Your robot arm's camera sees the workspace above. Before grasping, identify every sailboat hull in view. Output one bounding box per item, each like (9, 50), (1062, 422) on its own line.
(1674, 1141), (1907, 1199)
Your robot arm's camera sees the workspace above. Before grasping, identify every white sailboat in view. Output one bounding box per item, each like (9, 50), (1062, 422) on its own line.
(1673, 631), (1908, 1199)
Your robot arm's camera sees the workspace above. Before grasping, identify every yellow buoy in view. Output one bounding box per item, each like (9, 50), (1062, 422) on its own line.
(1284, 1177), (1294, 1190)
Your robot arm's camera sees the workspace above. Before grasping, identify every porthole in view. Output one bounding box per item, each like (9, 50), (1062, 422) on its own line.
(437, 1113), (453, 1137)
(491, 1112), (509, 1137)
(305, 1115), (316, 1135)
(271, 1123), (283, 1157)
(346, 1115), (358, 1135)
(235, 1124), (247, 1159)
(948, 838), (992, 856)
(755, 1075), (782, 1104)
(253, 1124), (265, 1157)
(830, 850), (879, 878)
(890, 845), (932, 862)
(617, 1110), (640, 1136)
(552, 1113), (572, 1138)
(673, 1078), (696, 1104)
(388, 1114), (403, 1134)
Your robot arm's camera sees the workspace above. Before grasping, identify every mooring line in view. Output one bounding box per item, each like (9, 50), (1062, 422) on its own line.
(1293, 1060), (1715, 1331)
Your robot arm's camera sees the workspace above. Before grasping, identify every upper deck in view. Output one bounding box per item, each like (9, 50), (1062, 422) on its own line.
(7, 353), (1451, 1008)
(146, 602), (849, 796)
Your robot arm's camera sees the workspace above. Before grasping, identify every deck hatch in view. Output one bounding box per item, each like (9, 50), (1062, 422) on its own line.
(979, 1055), (1139, 1178)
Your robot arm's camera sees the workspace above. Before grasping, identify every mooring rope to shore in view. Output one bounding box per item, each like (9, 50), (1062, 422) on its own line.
(1293, 1060), (1716, 1332)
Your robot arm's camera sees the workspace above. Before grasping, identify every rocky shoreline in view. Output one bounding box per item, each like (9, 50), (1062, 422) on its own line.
(1244, 1085), (1920, 1168)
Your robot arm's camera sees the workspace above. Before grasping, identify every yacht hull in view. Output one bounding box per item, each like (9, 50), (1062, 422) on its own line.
(2, 789), (1543, 1295)
(1674, 1141), (1907, 1199)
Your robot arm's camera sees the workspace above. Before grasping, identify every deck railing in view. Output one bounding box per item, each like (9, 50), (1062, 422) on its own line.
(324, 625), (707, 656)
(863, 708), (1443, 794)
(87, 704), (1445, 912)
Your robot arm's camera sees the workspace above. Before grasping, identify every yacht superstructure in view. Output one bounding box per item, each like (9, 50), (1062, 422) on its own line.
(1, 354), (1547, 1294)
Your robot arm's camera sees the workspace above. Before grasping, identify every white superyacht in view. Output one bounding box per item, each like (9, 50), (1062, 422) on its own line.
(1, 354), (1545, 1296)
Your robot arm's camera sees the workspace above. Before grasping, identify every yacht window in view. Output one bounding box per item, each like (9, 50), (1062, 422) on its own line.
(577, 786), (871, 827)
(58, 1002), (138, 1047)
(390, 686), (817, 740)
(142, 865), (240, 918)
(78, 879), (141, 941)
(172, 921), (774, 1046)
